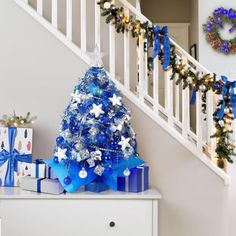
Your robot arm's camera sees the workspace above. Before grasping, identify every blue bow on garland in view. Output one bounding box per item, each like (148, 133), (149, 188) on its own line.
(0, 127), (32, 186)
(217, 76), (236, 120)
(152, 25), (170, 70)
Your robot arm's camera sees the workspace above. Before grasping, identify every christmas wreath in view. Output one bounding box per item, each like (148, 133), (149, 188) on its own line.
(203, 7), (236, 54)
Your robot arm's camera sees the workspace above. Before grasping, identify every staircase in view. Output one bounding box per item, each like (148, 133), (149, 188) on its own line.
(13, 0), (230, 184)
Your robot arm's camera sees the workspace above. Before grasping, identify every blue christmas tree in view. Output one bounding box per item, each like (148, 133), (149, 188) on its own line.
(47, 65), (144, 192)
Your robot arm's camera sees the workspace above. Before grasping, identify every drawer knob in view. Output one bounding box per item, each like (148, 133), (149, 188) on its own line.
(109, 221), (115, 227)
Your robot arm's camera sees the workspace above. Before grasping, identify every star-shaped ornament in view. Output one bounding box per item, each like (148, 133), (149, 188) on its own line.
(90, 104), (105, 118)
(71, 91), (83, 103)
(110, 123), (123, 132)
(109, 94), (122, 106)
(118, 136), (131, 151)
(87, 44), (106, 67)
(55, 147), (67, 162)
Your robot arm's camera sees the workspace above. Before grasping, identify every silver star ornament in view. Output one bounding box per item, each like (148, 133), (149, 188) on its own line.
(109, 94), (122, 106)
(90, 104), (105, 118)
(118, 136), (131, 151)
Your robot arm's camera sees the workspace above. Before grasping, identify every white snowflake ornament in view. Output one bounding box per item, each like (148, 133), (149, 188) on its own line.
(109, 94), (122, 106)
(118, 136), (131, 151)
(90, 104), (105, 118)
(55, 147), (67, 162)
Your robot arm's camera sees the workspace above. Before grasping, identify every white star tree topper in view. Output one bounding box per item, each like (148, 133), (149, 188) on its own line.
(90, 104), (105, 118)
(55, 147), (67, 162)
(109, 94), (122, 106)
(87, 45), (106, 67)
(118, 136), (131, 151)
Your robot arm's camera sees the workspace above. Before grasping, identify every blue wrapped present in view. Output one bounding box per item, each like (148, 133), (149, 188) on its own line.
(0, 127), (32, 186)
(117, 165), (149, 193)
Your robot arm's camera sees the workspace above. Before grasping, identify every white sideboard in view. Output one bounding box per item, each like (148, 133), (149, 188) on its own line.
(0, 187), (161, 236)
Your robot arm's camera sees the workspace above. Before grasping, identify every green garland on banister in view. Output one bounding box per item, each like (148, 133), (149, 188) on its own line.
(97, 0), (235, 170)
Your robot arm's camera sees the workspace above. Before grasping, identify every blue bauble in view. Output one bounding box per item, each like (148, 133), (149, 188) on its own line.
(101, 116), (110, 123)
(53, 156), (59, 163)
(56, 136), (64, 145)
(105, 90), (113, 98)
(116, 112), (124, 117)
(98, 134), (107, 144)
(62, 120), (69, 131)
(70, 125), (79, 134)
(117, 17), (122, 23)
(110, 141), (118, 149)
(64, 176), (72, 185)
(78, 104), (87, 114)
(101, 81), (109, 89)
(85, 99), (94, 107)
(101, 100), (109, 107)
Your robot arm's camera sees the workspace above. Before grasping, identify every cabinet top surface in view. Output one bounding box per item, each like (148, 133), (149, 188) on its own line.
(0, 187), (161, 200)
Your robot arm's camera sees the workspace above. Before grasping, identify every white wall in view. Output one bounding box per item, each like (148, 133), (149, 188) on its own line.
(1, 1), (236, 236)
(198, 0), (236, 77)
(190, 0), (199, 56)
(0, 0), (88, 158)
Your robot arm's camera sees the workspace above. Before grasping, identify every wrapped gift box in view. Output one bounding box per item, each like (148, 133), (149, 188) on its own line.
(20, 176), (64, 195)
(30, 159), (46, 178)
(117, 165), (149, 193)
(46, 165), (58, 180)
(0, 127), (33, 186)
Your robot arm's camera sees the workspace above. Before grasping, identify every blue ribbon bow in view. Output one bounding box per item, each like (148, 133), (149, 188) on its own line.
(152, 25), (170, 70)
(0, 127), (32, 186)
(217, 76), (236, 120)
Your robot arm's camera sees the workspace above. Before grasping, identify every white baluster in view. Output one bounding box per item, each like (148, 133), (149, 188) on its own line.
(182, 57), (190, 139)
(175, 75), (180, 120)
(143, 39), (148, 96)
(51, 0), (58, 28)
(207, 90), (216, 158)
(138, 35), (144, 102)
(95, 0), (101, 50)
(66, 0), (73, 41)
(109, 1), (115, 78)
(81, 0), (87, 51)
(124, 7), (130, 90)
(153, 57), (159, 113)
(165, 69), (174, 125)
(37, 0), (43, 15)
(196, 90), (203, 151)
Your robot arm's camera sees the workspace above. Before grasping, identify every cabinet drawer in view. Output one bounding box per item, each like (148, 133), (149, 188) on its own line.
(0, 199), (152, 236)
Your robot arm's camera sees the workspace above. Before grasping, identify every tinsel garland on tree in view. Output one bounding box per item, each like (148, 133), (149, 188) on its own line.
(97, 0), (236, 169)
